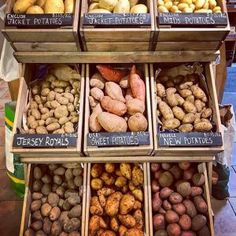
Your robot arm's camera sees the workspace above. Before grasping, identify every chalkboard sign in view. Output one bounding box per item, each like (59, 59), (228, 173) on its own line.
(83, 13), (151, 27)
(158, 132), (222, 147)
(13, 133), (77, 148)
(158, 13), (228, 27)
(5, 13), (73, 27)
(87, 132), (150, 147)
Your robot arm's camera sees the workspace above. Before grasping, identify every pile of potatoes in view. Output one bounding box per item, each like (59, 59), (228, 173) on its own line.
(88, 0), (148, 13)
(89, 65), (148, 133)
(24, 64), (80, 135)
(151, 162), (210, 236)
(89, 163), (145, 236)
(13, 0), (75, 14)
(24, 163), (84, 236)
(157, 0), (222, 13)
(156, 69), (213, 132)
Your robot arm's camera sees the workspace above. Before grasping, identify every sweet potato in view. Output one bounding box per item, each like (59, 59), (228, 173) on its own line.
(119, 75), (129, 89)
(179, 214), (191, 230)
(127, 98), (145, 115)
(96, 65), (129, 82)
(89, 104), (103, 132)
(129, 65), (146, 103)
(90, 72), (105, 89)
(101, 96), (127, 116)
(97, 112), (127, 132)
(105, 82), (125, 102)
(172, 203), (186, 215)
(191, 214), (207, 231)
(153, 214), (165, 230)
(152, 192), (162, 212)
(176, 182), (191, 197)
(167, 223), (181, 236)
(160, 187), (174, 199)
(128, 113), (148, 132)
(183, 200), (197, 218)
(159, 172), (174, 187)
(193, 196), (208, 213)
(90, 87), (104, 101)
(169, 192), (183, 204)
(165, 210), (179, 223)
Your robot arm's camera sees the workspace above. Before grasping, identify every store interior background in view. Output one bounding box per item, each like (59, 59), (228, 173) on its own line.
(0, 3), (236, 236)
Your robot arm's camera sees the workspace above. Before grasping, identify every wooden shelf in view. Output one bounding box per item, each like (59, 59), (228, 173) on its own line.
(14, 51), (220, 64)
(20, 156), (215, 163)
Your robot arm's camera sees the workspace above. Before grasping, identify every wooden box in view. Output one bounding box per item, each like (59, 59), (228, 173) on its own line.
(147, 162), (214, 236)
(83, 63), (154, 157)
(80, 0), (155, 51)
(19, 163), (87, 236)
(153, 0), (230, 51)
(2, 0), (81, 52)
(11, 64), (85, 157)
(150, 63), (223, 156)
(84, 162), (149, 236)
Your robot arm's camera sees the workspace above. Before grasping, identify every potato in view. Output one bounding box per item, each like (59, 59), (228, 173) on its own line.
(132, 165), (143, 186)
(169, 192), (183, 204)
(183, 101), (197, 114)
(194, 120), (212, 131)
(183, 200), (197, 218)
(115, 176), (127, 188)
(49, 206), (61, 221)
(179, 214), (191, 231)
(31, 200), (42, 212)
(89, 8), (111, 13)
(120, 163), (132, 180)
(160, 187), (174, 199)
(175, 94), (185, 106)
(128, 113), (148, 132)
(163, 200), (172, 210)
(159, 101), (174, 120)
(13, 0), (37, 13)
(48, 193), (59, 207)
(127, 98), (145, 115)
(89, 104), (103, 132)
(97, 112), (127, 132)
(31, 221), (43, 231)
(114, 0), (130, 13)
(65, 0), (75, 13)
(105, 163), (115, 173)
(100, 230), (116, 236)
(169, 165), (182, 180)
(159, 171), (174, 187)
(198, 225), (210, 236)
(176, 182), (191, 197)
(165, 210), (179, 223)
(91, 178), (103, 190)
(54, 175), (62, 185)
(173, 106), (185, 121)
(43, 217), (52, 234)
(191, 214), (207, 231)
(183, 168), (195, 180)
(181, 231), (196, 236)
(90, 73), (105, 90)
(182, 113), (195, 124)
(26, 5), (44, 13)
(191, 187), (203, 197)
(156, 83), (166, 98)
(98, 0), (118, 11)
(105, 192), (123, 216)
(120, 193), (135, 214)
(186, 95), (195, 104)
(154, 230), (168, 236)
(152, 179), (160, 193)
(100, 172), (115, 185)
(172, 203), (186, 215)
(118, 214), (136, 228)
(192, 173), (205, 186)
(41, 203), (52, 217)
(163, 118), (180, 130)
(90, 87), (104, 101)
(130, 4), (148, 13)
(158, 5), (169, 12)
(54, 105), (69, 119)
(154, 170), (163, 180)
(178, 162), (190, 170)
(167, 223), (181, 236)
(152, 192), (162, 212)
(33, 180), (43, 192)
(201, 108), (212, 118)
(153, 214), (165, 231)
(193, 196), (208, 213)
(110, 217), (119, 232)
(179, 124), (193, 132)
(44, 0), (65, 13)
(91, 164), (103, 178)
(151, 163), (160, 172)
(51, 220), (62, 235)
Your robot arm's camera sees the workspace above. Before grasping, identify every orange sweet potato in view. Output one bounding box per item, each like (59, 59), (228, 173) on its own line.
(101, 96), (127, 116)
(96, 65), (129, 82)
(129, 65), (146, 103)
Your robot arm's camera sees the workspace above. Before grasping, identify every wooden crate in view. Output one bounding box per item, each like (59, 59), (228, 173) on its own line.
(80, 0), (155, 51)
(11, 64), (85, 157)
(147, 162), (214, 236)
(153, 0), (230, 51)
(83, 63), (154, 157)
(2, 0), (81, 52)
(150, 63), (224, 156)
(84, 162), (149, 236)
(19, 163), (87, 236)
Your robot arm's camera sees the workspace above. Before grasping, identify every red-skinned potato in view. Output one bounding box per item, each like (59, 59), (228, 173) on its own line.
(153, 214), (165, 231)
(193, 196), (208, 213)
(163, 200), (172, 211)
(183, 200), (197, 218)
(169, 192), (183, 204)
(183, 168), (195, 180)
(191, 187), (203, 197)
(181, 231), (196, 236)
(154, 170), (164, 180)
(192, 173), (205, 186)
(152, 192), (162, 212)
(167, 223), (181, 236)
(158, 207), (166, 214)
(191, 214), (207, 231)
(159, 171), (174, 187)
(160, 187), (174, 199)
(165, 210), (179, 224)
(161, 163), (172, 170)
(179, 214), (191, 231)
(178, 162), (191, 170)
(152, 179), (160, 193)
(169, 165), (182, 180)
(176, 182), (191, 197)
(151, 163), (160, 172)
(172, 203), (186, 215)
(198, 225), (210, 236)
(154, 229), (168, 236)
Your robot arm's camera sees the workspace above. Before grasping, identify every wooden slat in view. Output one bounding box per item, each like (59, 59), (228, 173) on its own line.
(13, 42), (79, 52)
(20, 155), (215, 163)
(83, 63), (154, 156)
(150, 63), (224, 156)
(14, 51), (219, 64)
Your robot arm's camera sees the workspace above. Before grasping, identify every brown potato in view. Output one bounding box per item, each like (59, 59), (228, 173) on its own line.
(120, 163), (132, 180)
(48, 193), (60, 207)
(49, 207), (61, 221)
(105, 163), (115, 173)
(132, 166), (144, 186)
(110, 217), (119, 232)
(41, 203), (52, 217)
(120, 194), (135, 214)
(159, 171), (174, 187)
(91, 178), (103, 190)
(118, 214), (136, 228)
(105, 192), (123, 216)
(191, 214), (207, 231)
(176, 182), (191, 197)
(91, 164), (103, 178)
(132, 189), (143, 202)
(31, 200), (42, 212)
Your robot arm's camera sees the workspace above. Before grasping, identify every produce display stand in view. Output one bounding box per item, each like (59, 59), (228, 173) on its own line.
(1, 1), (230, 234)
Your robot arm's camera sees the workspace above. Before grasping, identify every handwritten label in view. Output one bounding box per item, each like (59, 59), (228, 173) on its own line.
(83, 13), (151, 26)
(13, 133), (77, 148)
(158, 13), (228, 27)
(87, 132), (150, 147)
(158, 132), (222, 147)
(5, 13), (73, 27)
